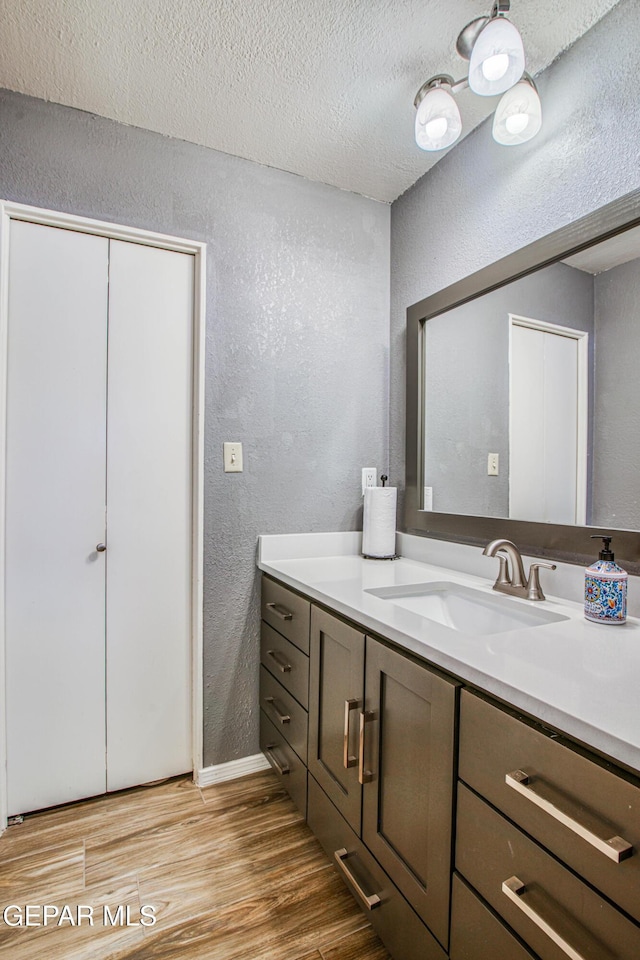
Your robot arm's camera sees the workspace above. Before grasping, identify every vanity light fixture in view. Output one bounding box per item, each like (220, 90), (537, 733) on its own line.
(492, 74), (542, 145)
(414, 0), (541, 152)
(414, 76), (462, 152)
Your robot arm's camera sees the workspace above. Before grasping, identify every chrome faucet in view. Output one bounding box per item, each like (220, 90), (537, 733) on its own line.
(482, 539), (556, 601)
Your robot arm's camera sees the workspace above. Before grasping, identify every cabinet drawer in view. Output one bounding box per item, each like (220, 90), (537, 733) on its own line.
(450, 874), (539, 960)
(260, 664), (308, 764)
(307, 775), (447, 960)
(260, 622), (309, 709)
(261, 576), (310, 654)
(459, 690), (640, 923)
(456, 783), (640, 960)
(260, 710), (307, 817)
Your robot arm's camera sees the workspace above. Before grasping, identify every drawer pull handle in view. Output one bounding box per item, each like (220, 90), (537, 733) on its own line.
(505, 770), (633, 863)
(343, 699), (359, 769)
(334, 848), (381, 911)
(266, 649), (292, 673)
(502, 876), (586, 960)
(266, 602), (293, 621)
(264, 696), (290, 724)
(358, 711), (374, 785)
(265, 744), (290, 776)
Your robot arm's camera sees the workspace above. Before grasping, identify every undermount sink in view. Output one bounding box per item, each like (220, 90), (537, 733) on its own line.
(364, 581), (569, 636)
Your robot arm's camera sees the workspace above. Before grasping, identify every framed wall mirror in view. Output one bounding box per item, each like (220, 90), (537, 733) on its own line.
(405, 187), (640, 573)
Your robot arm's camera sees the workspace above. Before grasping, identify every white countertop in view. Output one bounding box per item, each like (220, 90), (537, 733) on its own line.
(258, 532), (640, 774)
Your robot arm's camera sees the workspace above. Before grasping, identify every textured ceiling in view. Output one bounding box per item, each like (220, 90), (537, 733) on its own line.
(564, 225), (640, 275)
(0, 0), (621, 202)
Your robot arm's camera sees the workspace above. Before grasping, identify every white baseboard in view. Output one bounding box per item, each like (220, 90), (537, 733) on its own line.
(197, 752), (270, 788)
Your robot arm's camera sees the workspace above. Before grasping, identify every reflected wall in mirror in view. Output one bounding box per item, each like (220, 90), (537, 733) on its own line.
(423, 227), (640, 530)
(405, 188), (640, 569)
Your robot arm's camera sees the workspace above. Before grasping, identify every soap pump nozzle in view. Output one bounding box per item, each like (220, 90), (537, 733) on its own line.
(591, 534), (615, 561)
(380, 475), (388, 488)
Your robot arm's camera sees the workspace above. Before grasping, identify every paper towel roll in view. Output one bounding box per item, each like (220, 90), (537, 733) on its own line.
(362, 487), (397, 558)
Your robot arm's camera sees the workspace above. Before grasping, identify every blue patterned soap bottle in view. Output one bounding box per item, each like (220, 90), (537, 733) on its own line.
(584, 536), (627, 625)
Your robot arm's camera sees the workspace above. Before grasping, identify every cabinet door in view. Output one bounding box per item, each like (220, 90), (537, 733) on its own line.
(362, 637), (458, 950)
(308, 606), (364, 833)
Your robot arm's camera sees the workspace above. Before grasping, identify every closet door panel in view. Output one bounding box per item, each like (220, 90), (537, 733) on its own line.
(105, 240), (193, 790)
(5, 221), (109, 814)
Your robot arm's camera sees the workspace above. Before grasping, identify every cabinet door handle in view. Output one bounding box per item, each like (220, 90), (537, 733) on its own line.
(343, 699), (359, 768)
(502, 876), (586, 960)
(505, 770), (633, 863)
(266, 649), (292, 673)
(266, 602), (293, 621)
(264, 696), (290, 724)
(334, 848), (381, 911)
(265, 745), (290, 776)
(358, 711), (374, 785)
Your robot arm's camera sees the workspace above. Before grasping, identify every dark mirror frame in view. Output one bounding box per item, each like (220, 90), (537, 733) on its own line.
(405, 187), (640, 574)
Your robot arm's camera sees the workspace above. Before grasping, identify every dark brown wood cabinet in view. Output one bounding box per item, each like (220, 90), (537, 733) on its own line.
(308, 774), (448, 960)
(362, 637), (458, 948)
(308, 605), (365, 832)
(308, 604), (458, 951)
(259, 578), (311, 816)
(455, 690), (640, 960)
(259, 574), (640, 960)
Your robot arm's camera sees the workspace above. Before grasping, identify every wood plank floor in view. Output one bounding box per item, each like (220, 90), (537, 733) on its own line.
(0, 770), (390, 960)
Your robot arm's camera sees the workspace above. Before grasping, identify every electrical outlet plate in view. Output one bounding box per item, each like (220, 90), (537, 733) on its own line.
(224, 442), (243, 473)
(362, 467), (377, 495)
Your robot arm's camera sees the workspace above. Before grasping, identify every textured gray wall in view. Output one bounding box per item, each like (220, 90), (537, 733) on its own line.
(424, 264), (593, 518)
(593, 259), (640, 529)
(0, 89), (390, 767)
(391, 0), (640, 526)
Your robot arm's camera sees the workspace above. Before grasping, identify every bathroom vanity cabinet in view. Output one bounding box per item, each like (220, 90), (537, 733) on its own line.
(259, 573), (640, 960)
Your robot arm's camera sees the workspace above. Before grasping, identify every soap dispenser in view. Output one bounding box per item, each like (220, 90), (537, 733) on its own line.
(584, 536), (627, 625)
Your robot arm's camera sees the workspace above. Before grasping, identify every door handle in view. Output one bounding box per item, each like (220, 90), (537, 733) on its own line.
(265, 745), (290, 776)
(264, 696), (291, 725)
(265, 602), (293, 621)
(266, 649), (292, 673)
(505, 770), (633, 863)
(358, 711), (374, 784)
(96, 543), (107, 553)
(334, 849), (381, 910)
(343, 699), (359, 769)
(502, 876), (586, 960)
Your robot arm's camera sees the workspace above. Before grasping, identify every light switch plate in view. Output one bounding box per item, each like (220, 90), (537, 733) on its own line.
(224, 442), (243, 473)
(487, 453), (499, 476)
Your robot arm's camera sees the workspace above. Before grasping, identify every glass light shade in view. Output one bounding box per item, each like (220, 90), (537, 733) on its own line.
(468, 16), (525, 96)
(492, 79), (542, 145)
(414, 85), (462, 152)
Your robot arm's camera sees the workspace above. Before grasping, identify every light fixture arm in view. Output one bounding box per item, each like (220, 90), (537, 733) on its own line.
(491, 0), (511, 17)
(414, 74), (468, 109)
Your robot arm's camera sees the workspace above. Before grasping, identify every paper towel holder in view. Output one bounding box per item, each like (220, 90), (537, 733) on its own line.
(362, 475), (399, 561)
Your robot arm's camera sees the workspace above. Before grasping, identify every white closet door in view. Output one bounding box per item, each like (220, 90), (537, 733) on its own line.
(510, 323), (580, 524)
(105, 240), (193, 791)
(5, 221), (109, 815)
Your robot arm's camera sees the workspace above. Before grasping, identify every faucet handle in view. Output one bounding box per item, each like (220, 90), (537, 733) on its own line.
(526, 562), (556, 601)
(494, 554), (511, 587)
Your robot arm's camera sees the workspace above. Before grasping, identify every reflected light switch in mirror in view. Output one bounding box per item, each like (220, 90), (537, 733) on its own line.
(487, 453), (499, 476)
(224, 442), (243, 473)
